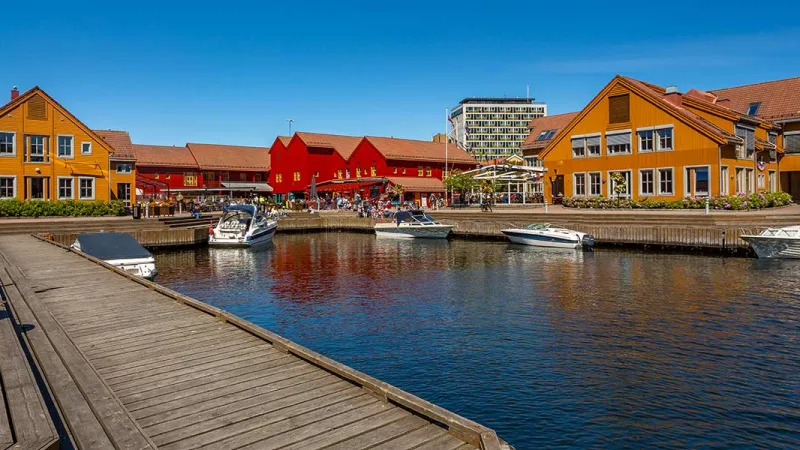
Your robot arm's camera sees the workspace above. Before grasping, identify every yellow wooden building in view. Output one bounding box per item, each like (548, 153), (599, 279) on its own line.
(532, 76), (782, 201)
(0, 86), (134, 203)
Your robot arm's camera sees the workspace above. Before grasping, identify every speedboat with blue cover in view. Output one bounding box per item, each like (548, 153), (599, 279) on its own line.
(209, 204), (277, 247)
(374, 210), (453, 239)
(501, 224), (595, 249)
(71, 232), (158, 279)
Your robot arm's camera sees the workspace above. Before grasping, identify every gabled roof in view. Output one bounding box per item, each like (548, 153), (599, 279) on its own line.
(278, 136), (291, 146)
(539, 76), (742, 160)
(386, 176), (446, 192)
(709, 77), (800, 121)
(0, 86), (115, 155)
(93, 130), (136, 160)
(365, 136), (477, 165)
(186, 143), (270, 171)
(132, 144), (198, 168)
(480, 154), (525, 166)
(520, 112), (579, 150)
(295, 132), (362, 160)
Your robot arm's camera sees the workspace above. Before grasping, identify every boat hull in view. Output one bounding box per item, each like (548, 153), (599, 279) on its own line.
(374, 225), (453, 239)
(741, 236), (800, 259)
(502, 230), (582, 249)
(209, 224), (277, 248)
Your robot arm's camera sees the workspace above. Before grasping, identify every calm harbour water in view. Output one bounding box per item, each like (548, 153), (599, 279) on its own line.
(153, 233), (800, 450)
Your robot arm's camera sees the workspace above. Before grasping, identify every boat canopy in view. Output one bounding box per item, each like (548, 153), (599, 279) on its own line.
(73, 232), (152, 260)
(395, 210), (437, 225)
(224, 204), (258, 216)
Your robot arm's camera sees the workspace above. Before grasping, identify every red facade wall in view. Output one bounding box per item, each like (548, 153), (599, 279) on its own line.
(269, 136), (346, 196)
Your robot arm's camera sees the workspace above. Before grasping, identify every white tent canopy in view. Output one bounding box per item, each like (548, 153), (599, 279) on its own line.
(461, 164), (547, 204)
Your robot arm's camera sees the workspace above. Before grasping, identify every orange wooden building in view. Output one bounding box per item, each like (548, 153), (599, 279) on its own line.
(0, 87), (135, 203)
(527, 76), (782, 201)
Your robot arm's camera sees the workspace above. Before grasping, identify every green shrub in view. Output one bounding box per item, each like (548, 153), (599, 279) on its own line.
(0, 199), (128, 217)
(562, 192), (792, 211)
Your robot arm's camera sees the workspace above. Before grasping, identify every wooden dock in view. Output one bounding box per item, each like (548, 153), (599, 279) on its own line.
(0, 235), (506, 450)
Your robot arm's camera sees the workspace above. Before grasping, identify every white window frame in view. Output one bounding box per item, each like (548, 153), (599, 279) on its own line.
(757, 173), (765, 190)
(720, 165), (729, 196)
(78, 177), (95, 200)
(573, 172), (587, 197)
(658, 167), (675, 196)
(57, 176), (74, 200)
(605, 130), (632, 156)
(639, 168), (655, 196)
(116, 163), (133, 174)
(683, 165), (711, 198)
(656, 126), (674, 151)
(571, 138), (586, 158)
(607, 169), (632, 198)
(81, 141), (92, 155)
(0, 175), (16, 199)
(637, 130), (655, 153)
(56, 134), (75, 159)
(0, 131), (16, 156)
(769, 170), (777, 192)
(588, 172), (602, 197)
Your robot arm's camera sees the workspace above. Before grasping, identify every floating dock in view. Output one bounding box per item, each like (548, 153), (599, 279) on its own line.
(0, 235), (506, 449)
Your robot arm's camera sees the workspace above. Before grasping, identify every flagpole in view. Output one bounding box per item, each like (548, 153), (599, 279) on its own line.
(445, 108), (449, 206)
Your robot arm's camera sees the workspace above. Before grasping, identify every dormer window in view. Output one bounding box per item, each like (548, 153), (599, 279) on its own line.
(747, 102), (761, 116)
(536, 129), (556, 141)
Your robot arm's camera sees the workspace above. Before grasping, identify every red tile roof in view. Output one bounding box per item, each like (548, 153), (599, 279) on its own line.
(186, 143), (270, 171)
(365, 136), (477, 164)
(295, 132), (363, 160)
(278, 136), (291, 146)
(521, 112), (579, 150)
(709, 77), (800, 121)
(132, 144), (198, 168)
(93, 130), (136, 160)
(386, 176), (445, 192)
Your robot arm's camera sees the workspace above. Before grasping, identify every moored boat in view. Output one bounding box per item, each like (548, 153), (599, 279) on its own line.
(209, 205), (277, 247)
(501, 224), (595, 249)
(71, 232), (158, 279)
(740, 226), (800, 258)
(374, 210), (453, 239)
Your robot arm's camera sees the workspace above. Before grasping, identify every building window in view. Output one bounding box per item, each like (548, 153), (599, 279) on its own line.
(255, 173), (263, 182)
(638, 130), (654, 152)
(293, 171), (301, 182)
(734, 124), (755, 158)
(786, 134), (800, 154)
(658, 168), (673, 195)
(275, 174), (282, 183)
(240, 173), (248, 181)
(608, 170), (632, 197)
(418, 166), (423, 176)
(608, 94), (630, 123)
(154, 173), (159, 179)
(356, 167), (361, 177)
(338, 169), (343, 179)
(0, 132), (15, 155)
(747, 102), (761, 116)
(573, 173), (586, 197)
(402, 168), (406, 175)
(166, 174), (171, 180)
(26, 135), (47, 162)
(425, 167), (432, 177)
(220, 172), (230, 182)
(116, 163), (132, 174)
(769, 170), (777, 192)
(685, 167), (709, 197)
(720, 166), (729, 196)
(345, 169), (350, 178)
(0, 177), (15, 198)
(587, 136), (601, 156)
(571, 137), (585, 158)
(639, 169), (655, 195)
(57, 135), (73, 158)
(315, 171), (319, 178)
(393, 167), (397, 174)
(606, 132), (631, 155)
(589, 172), (602, 196)
(203, 171), (215, 182)
(757, 174), (765, 190)
(81, 142), (92, 155)
(58, 177), (73, 199)
(184, 172), (198, 186)
(657, 128), (673, 151)
(79, 177), (95, 199)
(371, 166), (377, 176)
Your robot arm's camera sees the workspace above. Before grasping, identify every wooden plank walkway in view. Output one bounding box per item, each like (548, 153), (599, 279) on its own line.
(0, 235), (505, 450)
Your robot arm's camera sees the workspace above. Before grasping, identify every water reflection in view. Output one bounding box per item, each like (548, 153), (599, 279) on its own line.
(153, 234), (800, 450)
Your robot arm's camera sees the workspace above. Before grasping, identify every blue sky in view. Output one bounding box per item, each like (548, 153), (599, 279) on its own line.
(2, 0), (799, 146)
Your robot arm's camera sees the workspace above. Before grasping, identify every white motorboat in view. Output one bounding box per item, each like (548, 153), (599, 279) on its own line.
(740, 226), (800, 258)
(374, 210), (453, 239)
(501, 224), (595, 249)
(71, 232), (158, 279)
(209, 205), (277, 247)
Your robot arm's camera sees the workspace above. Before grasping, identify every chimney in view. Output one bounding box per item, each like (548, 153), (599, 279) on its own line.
(715, 98), (731, 107)
(10, 86), (19, 100)
(663, 86), (681, 107)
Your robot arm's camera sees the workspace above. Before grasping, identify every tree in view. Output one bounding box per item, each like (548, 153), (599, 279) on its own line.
(610, 172), (627, 201)
(444, 170), (477, 195)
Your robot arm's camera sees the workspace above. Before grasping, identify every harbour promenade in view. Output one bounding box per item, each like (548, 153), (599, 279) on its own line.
(0, 235), (506, 449)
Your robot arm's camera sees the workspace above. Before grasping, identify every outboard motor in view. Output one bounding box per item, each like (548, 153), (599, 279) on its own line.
(582, 234), (596, 250)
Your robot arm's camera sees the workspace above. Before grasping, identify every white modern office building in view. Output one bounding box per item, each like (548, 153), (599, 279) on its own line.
(449, 98), (547, 162)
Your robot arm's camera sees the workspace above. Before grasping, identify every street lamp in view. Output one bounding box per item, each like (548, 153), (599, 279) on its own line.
(286, 118), (295, 135)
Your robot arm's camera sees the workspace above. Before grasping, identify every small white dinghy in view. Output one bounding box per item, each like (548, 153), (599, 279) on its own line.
(740, 226), (800, 259)
(501, 224), (595, 249)
(374, 210), (453, 239)
(71, 232), (158, 279)
(209, 205), (278, 248)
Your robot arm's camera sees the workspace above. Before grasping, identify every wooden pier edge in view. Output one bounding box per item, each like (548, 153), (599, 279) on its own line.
(32, 234), (507, 450)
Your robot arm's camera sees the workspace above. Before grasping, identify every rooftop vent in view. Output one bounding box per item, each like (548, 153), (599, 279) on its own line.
(665, 86), (678, 94)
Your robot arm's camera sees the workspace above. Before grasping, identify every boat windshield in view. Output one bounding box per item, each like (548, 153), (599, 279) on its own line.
(524, 223), (551, 230)
(219, 211), (253, 231)
(410, 214), (437, 224)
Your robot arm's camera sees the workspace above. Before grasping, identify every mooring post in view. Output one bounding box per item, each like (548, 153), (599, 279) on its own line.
(705, 197), (710, 215)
